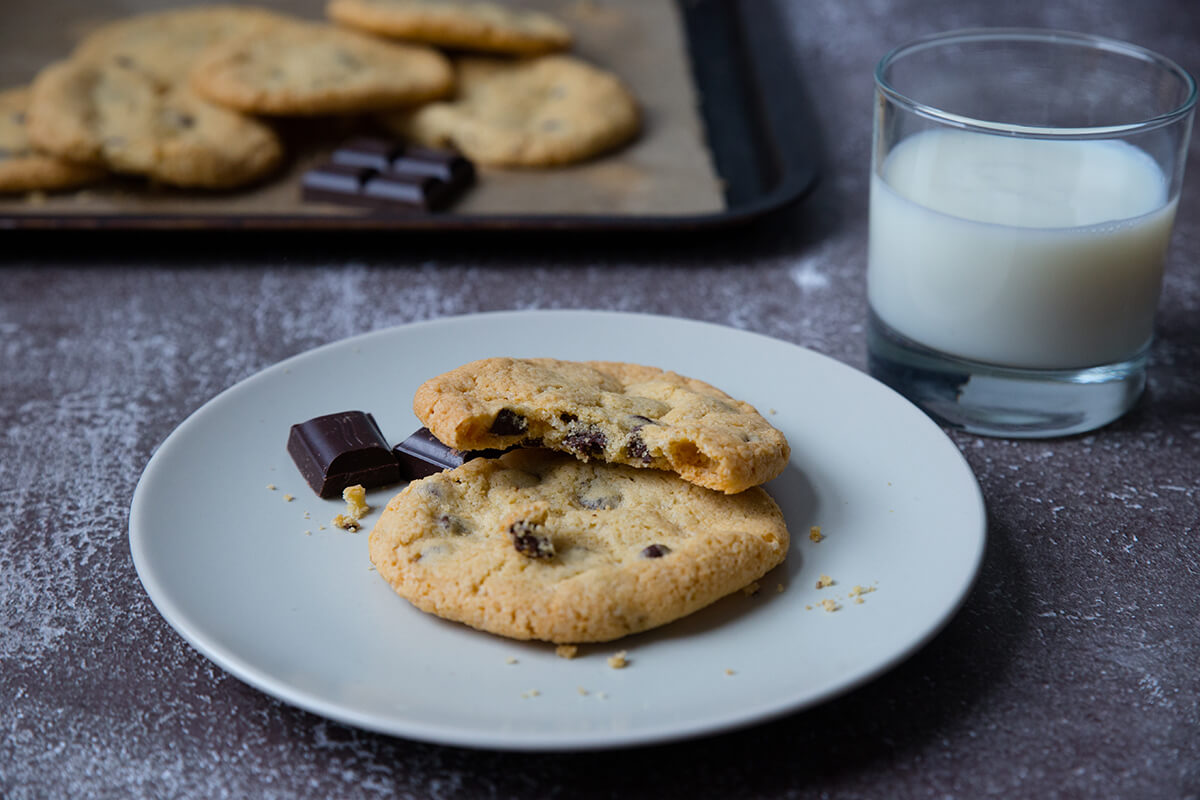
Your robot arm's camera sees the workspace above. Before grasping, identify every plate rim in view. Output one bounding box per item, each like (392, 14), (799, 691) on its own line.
(129, 309), (987, 751)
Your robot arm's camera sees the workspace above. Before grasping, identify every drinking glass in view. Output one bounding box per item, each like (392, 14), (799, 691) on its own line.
(867, 29), (1196, 437)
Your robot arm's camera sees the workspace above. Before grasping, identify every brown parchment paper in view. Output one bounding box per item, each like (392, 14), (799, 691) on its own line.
(0, 0), (725, 219)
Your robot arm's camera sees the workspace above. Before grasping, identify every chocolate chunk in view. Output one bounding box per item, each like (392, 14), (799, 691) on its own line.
(563, 428), (607, 458)
(330, 136), (403, 171)
(626, 430), (652, 465)
(640, 544), (671, 558)
(304, 136), (474, 212)
(436, 514), (470, 535)
(392, 427), (508, 480)
(392, 145), (475, 185)
(559, 412), (578, 423)
(509, 521), (555, 559)
(287, 411), (401, 498)
(489, 409), (528, 436)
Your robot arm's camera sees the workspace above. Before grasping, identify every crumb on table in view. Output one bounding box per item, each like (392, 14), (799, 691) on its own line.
(815, 574), (834, 589)
(809, 525), (824, 542)
(849, 584), (877, 604)
(821, 598), (840, 612)
(333, 484), (371, 531)
(332, 513), (360, 532)
(556, 644), (579, 659)
(607, 650), (629, 669)
(343, 484), (370, 518)
(742, 581), (761, 596)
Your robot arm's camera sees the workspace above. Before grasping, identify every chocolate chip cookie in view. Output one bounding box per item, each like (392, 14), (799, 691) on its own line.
(27, 58), (283, 189)
(413, 358), (790, 494)
(0, 87), (106, 193)
(327, 0), (572, 56)
(190, 21), (454, 116)
(379, 54), (639, 167)
(369, 449), (789, 643)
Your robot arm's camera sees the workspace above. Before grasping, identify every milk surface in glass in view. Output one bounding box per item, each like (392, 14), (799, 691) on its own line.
(868, 129), (1176, 370)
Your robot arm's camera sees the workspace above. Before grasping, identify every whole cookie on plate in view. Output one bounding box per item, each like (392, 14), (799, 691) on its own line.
(413, 358), (790, 494)
(369, 449), (789, 643)
(190, 22), (454, 116)
(327, 0), (572, 56)
(0, 87), (106, 193)
(27, 59), (283, 189)
(74, 5), (296, 84)
(378, 55), (639, 167)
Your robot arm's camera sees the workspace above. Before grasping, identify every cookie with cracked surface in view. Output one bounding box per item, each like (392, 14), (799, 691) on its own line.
(0, 87), (106, 193)
(74, 5), (296, 84)
(413, 358), (790, 494)
(190, 21), (453, 116)
(27, 59), (283, 189)
(369, 449), (789, 643)
(378, 55), (639, 167)
(327, 0), (571, 56)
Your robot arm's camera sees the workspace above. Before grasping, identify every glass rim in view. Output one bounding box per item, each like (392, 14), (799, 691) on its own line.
(875, 27), (1198, 138)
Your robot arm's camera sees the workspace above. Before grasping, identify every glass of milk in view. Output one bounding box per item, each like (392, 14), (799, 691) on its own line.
(868, 29), (1196, 437)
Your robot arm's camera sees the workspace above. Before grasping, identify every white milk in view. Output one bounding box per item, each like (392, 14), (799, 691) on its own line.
(868, 129), (1177, 370)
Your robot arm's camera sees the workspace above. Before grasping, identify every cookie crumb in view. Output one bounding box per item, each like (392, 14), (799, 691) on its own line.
(742, 581), (761, 596)
(556, 644), (579, 659)
(343, 484), (370, 518)
(607, 650), (629, 669)
(815, 574), (834, 589)
(266, 484), (277, 490)
(521, 689), (540, 698)
(724, 668), (736, 676)
(596, 691), (608, 700)
(806, 604), (813, 610)
(577, 686), (589, 696)
(848, 584), (877, 604)
(333, 484), (371, 531)
(769, 408), (778, 415)
(283, 493), (295, 502)
(776, 583), (785, 593)
(809, 525), (824, 543)
(332, 514), (360, 532)
(505, 656), (518, 665)
(304, 530), (312, 536)
(821, 598), (840, 612)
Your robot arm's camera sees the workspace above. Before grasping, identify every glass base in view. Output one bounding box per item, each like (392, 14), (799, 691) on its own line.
(867, 311), (1146, 438)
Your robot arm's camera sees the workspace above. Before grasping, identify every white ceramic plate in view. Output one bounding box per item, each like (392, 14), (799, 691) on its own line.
(129, 310), (985, 751)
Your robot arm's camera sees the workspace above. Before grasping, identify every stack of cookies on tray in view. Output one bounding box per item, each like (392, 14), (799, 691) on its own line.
(369, 357), (792, 645)
(1, 1), (642, 194)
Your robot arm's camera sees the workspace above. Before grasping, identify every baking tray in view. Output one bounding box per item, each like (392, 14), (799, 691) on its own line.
(0, 0), (818, 232)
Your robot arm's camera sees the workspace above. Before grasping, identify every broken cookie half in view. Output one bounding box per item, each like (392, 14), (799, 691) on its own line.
(412, 357), (790, 494)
